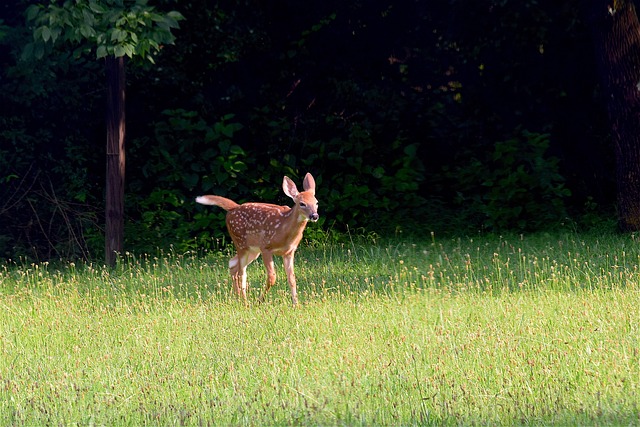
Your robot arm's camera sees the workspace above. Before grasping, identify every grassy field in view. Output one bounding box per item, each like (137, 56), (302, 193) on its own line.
(0, 233), (638, 425)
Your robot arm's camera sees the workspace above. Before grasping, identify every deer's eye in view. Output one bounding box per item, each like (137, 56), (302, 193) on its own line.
(299, 202), (307, 208)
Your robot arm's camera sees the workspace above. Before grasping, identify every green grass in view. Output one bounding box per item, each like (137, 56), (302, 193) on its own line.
(0, 233), (639, 425)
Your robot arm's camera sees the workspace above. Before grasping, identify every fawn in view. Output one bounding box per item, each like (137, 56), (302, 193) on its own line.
(196, 173), (319, 305)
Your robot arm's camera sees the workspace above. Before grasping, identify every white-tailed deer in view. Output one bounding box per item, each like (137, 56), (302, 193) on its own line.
(195, 173), (319, 305)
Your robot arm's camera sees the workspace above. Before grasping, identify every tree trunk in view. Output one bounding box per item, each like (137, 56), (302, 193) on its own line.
(105, 56), (126, 266)
(590, 0), (640, 231)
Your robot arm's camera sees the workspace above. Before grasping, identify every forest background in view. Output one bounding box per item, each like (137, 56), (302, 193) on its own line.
(0, 0), (620, 261)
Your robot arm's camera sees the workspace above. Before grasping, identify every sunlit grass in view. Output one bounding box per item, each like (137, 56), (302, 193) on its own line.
(0, 233), (638, 425)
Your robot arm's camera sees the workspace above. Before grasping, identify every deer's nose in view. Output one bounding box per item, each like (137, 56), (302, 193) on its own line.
(310, 213), (319, 222)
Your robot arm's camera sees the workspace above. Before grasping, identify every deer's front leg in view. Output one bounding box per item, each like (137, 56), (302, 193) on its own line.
(283, 252), (298, 306)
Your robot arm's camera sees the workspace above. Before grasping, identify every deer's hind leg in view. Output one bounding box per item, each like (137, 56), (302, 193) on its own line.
(258, 251), (276, 303)
(229, 249), (260, 304)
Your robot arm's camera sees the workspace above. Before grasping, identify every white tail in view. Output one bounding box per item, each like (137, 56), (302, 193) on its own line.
(196, 173), (319, 305)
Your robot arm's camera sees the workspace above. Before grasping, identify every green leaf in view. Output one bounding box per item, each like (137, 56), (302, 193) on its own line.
(111, 28), (127, 42)
(372, 167), (385, 179)
(41, 26), (52, 42)
(26, 5), (40, 21)
(50, 26), (61, 43)
(21, 42), (33, 61)
(403, 143), (418, 157)
(114, 45), (126, 57)
(124, 44), (135, 57)
(229, 145), (245, 156)
(96, 44), (107, 58)
(82, 8), (95, 26)
(220, 125), (234, 138)
(167, 11), (184, 22)
(80, 25), (94, 38)
(88, 1), (106, 14)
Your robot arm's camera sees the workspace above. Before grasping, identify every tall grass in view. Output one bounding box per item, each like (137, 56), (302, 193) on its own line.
(0, 233), (638, 425)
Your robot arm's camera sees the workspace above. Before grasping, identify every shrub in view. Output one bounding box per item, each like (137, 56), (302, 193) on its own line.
(448, 130), (571, 231)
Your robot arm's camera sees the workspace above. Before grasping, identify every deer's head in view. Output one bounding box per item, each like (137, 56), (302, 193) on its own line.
(283, 173), (319, 222)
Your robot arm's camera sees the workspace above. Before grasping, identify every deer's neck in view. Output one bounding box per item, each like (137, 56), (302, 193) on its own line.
(278, 206), (308, 246)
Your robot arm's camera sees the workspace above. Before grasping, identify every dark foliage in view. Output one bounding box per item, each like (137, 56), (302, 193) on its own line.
(0, 0), (615, 260)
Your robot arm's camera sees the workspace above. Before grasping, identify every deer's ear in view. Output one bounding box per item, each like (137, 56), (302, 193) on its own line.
(303, 173), (316, 195)
(282, 176), (299, 198)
